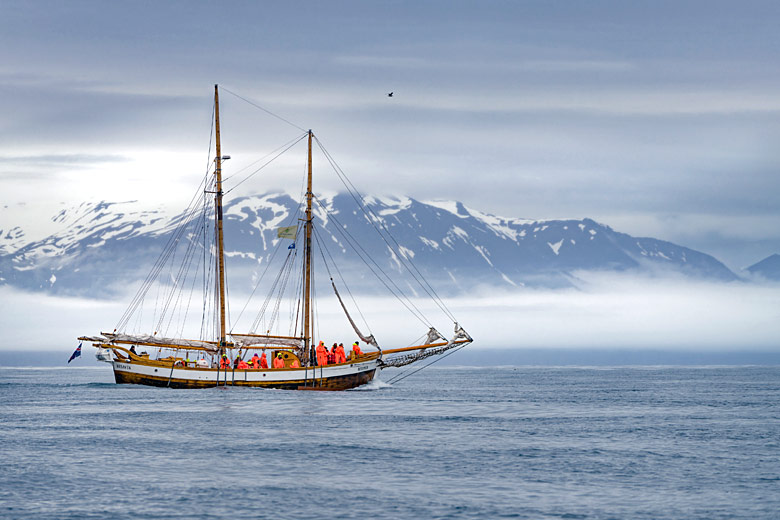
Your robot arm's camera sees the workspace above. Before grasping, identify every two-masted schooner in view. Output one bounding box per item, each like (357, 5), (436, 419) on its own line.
(79, 85), (472, 390)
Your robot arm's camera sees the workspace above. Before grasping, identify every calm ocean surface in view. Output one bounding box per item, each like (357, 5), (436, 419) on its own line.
(1, 365), (778, 519)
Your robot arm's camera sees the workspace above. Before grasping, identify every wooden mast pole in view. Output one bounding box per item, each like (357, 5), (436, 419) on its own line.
(214, 84), (228, 351)
(303, 130), (313, 364)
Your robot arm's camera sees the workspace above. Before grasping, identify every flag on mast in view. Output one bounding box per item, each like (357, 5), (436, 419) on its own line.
(277, 225), (297, 239)
(68, 343), (82, 363)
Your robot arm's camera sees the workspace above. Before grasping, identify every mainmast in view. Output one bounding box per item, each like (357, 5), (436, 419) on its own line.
(214, 85), (228, 349)
(303, 130), (313, 362)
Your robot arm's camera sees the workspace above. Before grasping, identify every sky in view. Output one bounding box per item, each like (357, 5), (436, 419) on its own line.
(1, 0), (780, 272)
(1, 1), (780, 354)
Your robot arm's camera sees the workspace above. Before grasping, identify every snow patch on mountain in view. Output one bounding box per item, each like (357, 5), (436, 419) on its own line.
(0, 226), (27, 255)
(500, 272), (519, 287)
(443, 226), (470, 249)
(423, 199), (472, 219)
(419, 237), (440, 250)
(475, 245), (493, 266)
(375, 196), (412, 216)
(467, 207), (535, 242)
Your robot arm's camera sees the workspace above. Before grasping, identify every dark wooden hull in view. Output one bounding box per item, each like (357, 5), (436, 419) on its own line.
(113, 366), (378, 391)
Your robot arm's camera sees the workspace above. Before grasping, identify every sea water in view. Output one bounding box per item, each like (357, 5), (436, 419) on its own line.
(0, 365), (778, 519)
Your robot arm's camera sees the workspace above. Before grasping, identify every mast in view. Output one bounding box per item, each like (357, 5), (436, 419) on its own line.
(214, 85), (228, 350)
(303, 130), (313, 361)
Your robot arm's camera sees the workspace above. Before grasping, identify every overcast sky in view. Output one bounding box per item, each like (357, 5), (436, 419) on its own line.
(2, 0), (779, 270)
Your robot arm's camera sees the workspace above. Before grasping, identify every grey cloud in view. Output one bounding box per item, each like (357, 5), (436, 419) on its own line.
(0, 154), (129, 166)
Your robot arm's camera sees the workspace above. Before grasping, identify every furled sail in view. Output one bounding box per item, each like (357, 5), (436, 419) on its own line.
(81, 334), (221, 353)
(231, 335), (304, 349)
(425, 327), (446, 345)
(331, 280), (379, 347)
(381, 323), (472, 368)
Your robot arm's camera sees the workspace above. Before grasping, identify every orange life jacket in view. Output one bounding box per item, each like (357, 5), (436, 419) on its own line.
(220, 357), (231, 369)
(316, 344), (328, 365)
(291, 359), (300, 368)
(352, 345), (362, 356)
(336, 345), (346, 363)
(251, 354), (260, 367)
(260, 355), (268, 369)
(273, 356), (285, 369)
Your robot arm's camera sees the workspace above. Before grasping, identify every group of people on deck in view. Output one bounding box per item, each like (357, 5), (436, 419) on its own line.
(315, 341), (362, 366)
(218, 351), (299, 370)
(203, 340), (363, 370)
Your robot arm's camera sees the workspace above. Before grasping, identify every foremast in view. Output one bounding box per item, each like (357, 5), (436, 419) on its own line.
(303, 130), (314, 364)
(214, 85), (228, 352)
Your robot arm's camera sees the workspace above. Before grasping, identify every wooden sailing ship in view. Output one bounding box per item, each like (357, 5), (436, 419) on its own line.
(79, 85), (472, 390)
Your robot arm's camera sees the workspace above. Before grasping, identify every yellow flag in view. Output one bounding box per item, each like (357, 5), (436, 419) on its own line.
(277, 225), (297, 239)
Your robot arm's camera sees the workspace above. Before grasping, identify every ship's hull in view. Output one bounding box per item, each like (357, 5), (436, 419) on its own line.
(111, 359), (380, 390)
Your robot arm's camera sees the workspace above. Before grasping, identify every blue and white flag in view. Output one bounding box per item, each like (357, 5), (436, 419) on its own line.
(68, 343), (82, 363)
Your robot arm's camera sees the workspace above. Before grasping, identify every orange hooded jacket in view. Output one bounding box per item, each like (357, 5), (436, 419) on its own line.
(316, 342), (328, 365)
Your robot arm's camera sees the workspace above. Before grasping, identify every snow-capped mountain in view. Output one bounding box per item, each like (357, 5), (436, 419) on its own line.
(0, 194), (738, 297)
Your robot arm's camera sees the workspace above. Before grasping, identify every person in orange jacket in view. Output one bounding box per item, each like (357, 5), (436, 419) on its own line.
(219, 354), (231, 369)
(259, 350), (268, 369)
(251, 352), (261, 368)
(273, 352), (285, 369)
(291, 358), (300, 368)
(352, 341), (362, 357)
(316, 341), (328, 366)
(336, 343), (346, 364)
(237, 358), (249, 369)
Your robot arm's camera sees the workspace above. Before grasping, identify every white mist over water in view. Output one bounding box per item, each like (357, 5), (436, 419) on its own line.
(1, 271), (778, 352)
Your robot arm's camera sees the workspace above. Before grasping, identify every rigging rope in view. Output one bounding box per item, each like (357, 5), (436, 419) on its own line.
(224, 132), (308, 195)
(313, 136), (458, 323)
(312, 229), (377, 347)
(313, 226), (373, 335)
(231, 209), (303, 333)
(223, 132), (307, 184)
(312, 196), (431, 328)
(231, 221), (296, 332)
(156, 207), (205, 335)
(200, 190), (217, 341)
(385, 343), (471, 385)
(249, 247), (297, 333)
(220, 86), (307, 132)
(115, 170), (211, 332)
(161, 211), (207, 337)
(116, 99), (224, 342)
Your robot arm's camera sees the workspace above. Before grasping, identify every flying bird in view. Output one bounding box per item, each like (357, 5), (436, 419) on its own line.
(387, 92), (393, 97)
